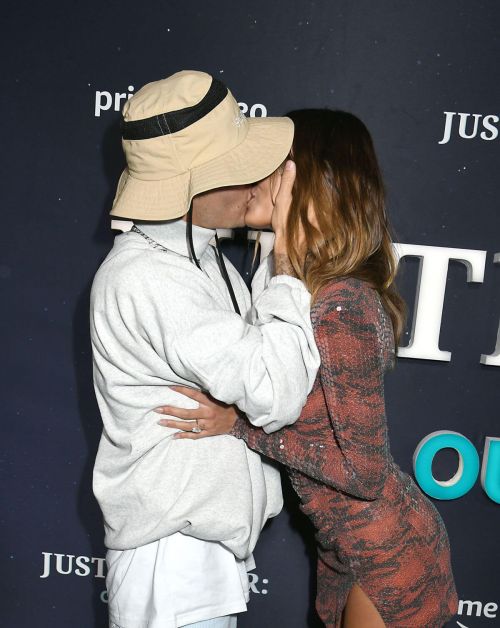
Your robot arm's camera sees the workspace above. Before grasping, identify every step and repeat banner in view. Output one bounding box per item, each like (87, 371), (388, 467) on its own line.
(2, 1), (499, 626)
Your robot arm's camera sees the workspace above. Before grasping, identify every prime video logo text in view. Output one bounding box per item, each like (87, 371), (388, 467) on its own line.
(94, 85), (267, 118)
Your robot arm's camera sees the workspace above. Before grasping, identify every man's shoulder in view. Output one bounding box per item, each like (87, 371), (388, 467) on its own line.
(92, 234), (156, 286)
(91, 233), (213, 301)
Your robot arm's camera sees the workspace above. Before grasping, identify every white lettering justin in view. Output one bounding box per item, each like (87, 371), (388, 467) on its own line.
(439, 111), (499, 144)
(39, 552), (106, 579)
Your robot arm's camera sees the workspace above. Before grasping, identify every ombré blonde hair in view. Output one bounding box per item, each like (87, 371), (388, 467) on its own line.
(284, 109), (406, 343)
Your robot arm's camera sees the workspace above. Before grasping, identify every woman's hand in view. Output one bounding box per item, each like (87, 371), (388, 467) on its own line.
(271, 160), (296, 245)
(271, 160), (305, 277)
(154, 385), (240, 439)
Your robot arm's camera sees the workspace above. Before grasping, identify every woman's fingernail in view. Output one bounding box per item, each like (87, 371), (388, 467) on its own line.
(153, 407), (163, 414)
(285, 160), (295, 170)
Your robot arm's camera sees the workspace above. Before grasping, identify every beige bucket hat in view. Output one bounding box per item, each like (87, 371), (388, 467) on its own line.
(110, 70), (294, 221)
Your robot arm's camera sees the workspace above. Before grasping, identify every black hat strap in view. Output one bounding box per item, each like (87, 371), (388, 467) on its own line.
(186, 206), (240, 316)
(186, 204), (202, 270)
(213, 233), (241, 316)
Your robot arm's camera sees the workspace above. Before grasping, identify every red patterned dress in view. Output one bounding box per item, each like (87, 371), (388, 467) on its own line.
(231, 277), (458, 627)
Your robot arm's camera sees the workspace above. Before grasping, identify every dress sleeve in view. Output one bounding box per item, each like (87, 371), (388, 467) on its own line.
(231, 282), (393, 500)
(311, 284), (392, 497)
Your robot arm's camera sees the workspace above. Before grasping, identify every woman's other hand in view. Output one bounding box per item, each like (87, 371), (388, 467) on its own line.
(154, 386), (240, 439)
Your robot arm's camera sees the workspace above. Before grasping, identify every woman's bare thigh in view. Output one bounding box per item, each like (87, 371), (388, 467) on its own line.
(341, 583), (386, 628)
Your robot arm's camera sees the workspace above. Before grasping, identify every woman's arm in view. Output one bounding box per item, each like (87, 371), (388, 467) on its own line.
(241, 281), (392, 499)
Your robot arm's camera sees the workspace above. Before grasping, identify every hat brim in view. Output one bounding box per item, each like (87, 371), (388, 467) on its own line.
(110, 116), (293, 221)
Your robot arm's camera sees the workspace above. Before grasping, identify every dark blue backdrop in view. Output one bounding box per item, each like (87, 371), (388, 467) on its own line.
(2, 1), (499, 626)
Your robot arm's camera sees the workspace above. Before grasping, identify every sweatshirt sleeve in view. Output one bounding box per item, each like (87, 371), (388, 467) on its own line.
(249, 251), (273, 302)
(230, 282), (392, 499)
(156, 270), (320, 434)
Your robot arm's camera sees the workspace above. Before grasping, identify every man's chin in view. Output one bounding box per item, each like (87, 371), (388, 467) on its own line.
(220, 218), (247, 229)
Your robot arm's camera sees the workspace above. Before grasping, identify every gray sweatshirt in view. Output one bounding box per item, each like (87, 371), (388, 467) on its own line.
(90, 219), (320, 559)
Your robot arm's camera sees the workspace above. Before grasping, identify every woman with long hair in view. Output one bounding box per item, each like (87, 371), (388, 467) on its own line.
(156, 109), (458, 627)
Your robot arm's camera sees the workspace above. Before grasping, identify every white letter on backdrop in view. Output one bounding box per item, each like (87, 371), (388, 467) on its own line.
(394, 244), (486, 361)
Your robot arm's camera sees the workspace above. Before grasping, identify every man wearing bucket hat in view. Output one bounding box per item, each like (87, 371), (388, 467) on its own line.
(90, 70), (320, 628)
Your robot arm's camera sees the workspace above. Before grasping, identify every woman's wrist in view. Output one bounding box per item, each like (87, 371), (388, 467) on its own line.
(273, 251), (297, 277)
(273, 231), (287, 253)
(229, 413), (247, 439)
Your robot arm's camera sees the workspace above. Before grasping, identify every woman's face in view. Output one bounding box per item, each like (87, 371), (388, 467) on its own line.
(245, 171), (281, 229)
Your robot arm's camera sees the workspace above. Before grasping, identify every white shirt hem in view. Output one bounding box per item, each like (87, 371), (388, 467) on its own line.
(109, 600), (247, 628)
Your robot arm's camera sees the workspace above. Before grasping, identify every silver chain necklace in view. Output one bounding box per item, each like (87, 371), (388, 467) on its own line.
(131, 225), (173, 253)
